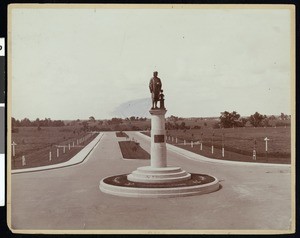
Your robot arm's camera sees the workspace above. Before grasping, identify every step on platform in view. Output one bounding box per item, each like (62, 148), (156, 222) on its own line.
(127, 166), (191, 183)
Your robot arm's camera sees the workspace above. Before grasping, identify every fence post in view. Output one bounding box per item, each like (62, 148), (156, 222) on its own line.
(184, 140), (186, 145)
(253, 139), (257, 160)
(12, 141), (17, 157)
(57, 148), (59, 158)
(63, 146), (66, 154)
(222, 133), (225, 158)
(253, 149), (256, 160)
(264, 137), (269, 163)
(191, 141), (193, 148)
(49, 151), (52, 161)
(211, 132), (214, 154)
(22, 155), (26, 166)
(200, 132), (203, 151)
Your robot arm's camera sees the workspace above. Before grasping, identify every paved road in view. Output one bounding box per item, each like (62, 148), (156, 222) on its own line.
(10, 131), (292, 232)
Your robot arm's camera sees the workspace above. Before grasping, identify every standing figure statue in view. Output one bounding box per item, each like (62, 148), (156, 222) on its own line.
(149, 71), (162, 109)
(159, 90), (165, 109)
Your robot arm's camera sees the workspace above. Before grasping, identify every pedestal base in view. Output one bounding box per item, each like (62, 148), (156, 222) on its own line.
(99, 173), (219, 198)
(127, 166), (191, 183)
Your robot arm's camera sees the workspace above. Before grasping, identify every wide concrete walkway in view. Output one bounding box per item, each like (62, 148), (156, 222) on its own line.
(9, 131), (293, 233)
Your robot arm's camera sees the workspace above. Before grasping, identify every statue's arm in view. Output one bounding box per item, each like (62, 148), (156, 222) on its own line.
(149, 79), (153, 93)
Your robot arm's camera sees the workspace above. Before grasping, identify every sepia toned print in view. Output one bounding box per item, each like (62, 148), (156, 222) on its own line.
(7, 4), (295, 234)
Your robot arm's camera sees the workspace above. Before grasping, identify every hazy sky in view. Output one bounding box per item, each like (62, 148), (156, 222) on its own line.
(10, 5), (293, 120)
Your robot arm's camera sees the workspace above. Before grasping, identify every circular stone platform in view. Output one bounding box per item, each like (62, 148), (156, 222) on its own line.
(127, 166), (191, 183)
(99, 173), (219, 198)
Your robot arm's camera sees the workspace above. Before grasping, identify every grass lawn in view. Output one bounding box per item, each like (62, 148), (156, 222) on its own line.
(11, 126), (98, 169)
(118, 141), (150, 160)
(141, 127), (291, 164)
(116, 131), (129, 137)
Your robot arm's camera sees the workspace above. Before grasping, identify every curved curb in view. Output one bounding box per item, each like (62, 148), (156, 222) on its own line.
(99, 174), (220, 198)
(11, 133), (104, 174)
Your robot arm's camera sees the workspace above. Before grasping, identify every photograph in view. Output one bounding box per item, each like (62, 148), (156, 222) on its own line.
(7, 4), (295, 234)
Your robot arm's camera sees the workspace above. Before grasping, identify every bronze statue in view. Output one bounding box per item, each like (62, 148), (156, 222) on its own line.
(159, 90), (165, 109)
(149, 71), (162, 109)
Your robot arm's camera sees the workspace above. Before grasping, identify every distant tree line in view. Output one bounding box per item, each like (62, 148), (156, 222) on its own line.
(165, 121), (191, 130)
(87, 116), (147, 126)
(11, 112), (290, 133)
(12, 117), (65, 127)
(167, 115), (183, 122)
(99, 117), (147, 126)
(124, 116), (147, 122)
(83, 116), (148, 131)
(218, 111), (291, 128)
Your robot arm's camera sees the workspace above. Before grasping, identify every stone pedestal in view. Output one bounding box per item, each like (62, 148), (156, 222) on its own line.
(127, 108), (191, 184)
(149, 109), (167, 168)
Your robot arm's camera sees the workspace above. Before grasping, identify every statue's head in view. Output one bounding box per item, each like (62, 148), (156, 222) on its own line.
(153, 71), (158, 77)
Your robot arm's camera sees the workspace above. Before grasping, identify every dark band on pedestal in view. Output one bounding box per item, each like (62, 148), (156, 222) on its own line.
(154, 135), (165, 143)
